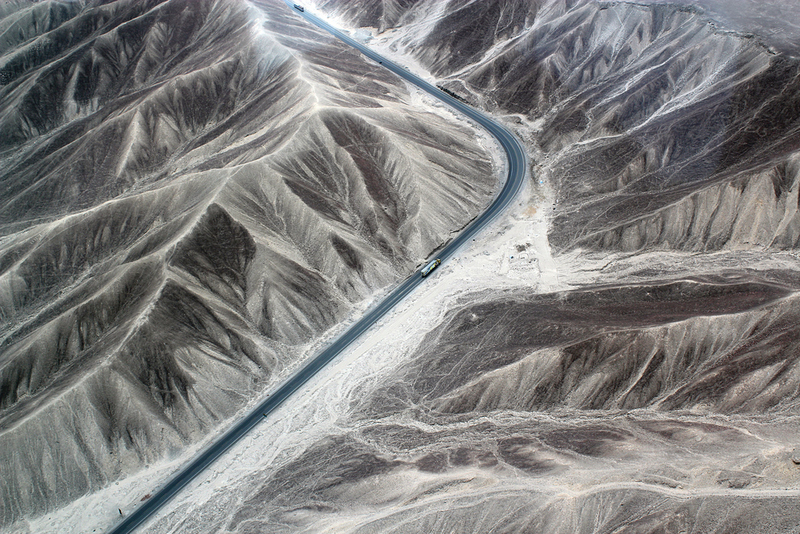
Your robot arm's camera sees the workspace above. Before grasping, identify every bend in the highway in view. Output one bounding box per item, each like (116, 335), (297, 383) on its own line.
(106, 4), (527, 533)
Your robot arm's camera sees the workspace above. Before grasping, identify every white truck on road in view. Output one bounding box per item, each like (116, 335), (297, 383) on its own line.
(421, 259), (441, 277)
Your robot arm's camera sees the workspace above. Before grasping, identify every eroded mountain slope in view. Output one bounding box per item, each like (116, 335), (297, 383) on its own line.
(160, 1), (800, 533)
(0, 0), (497, 526)
(146, 271), (800, 534)
(335, 0), (800, 253)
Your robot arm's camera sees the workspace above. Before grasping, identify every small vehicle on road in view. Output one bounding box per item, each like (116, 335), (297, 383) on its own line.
(421, 259), (441, 277)
(294, 4), (304, 11)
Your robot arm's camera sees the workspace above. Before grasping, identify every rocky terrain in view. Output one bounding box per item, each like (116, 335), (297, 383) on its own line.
(0, 0), (498, 528)
(7, 0), (800, 532)
(131, 1), (800, 533)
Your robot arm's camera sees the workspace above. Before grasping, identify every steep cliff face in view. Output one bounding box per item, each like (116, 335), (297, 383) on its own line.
(0, 0), (497, 526)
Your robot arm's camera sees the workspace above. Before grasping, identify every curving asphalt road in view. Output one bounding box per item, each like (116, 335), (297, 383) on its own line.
(106, 4), (526, 533)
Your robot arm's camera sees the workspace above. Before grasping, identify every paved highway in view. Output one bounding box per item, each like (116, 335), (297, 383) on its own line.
(106, 4), (526, 533)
